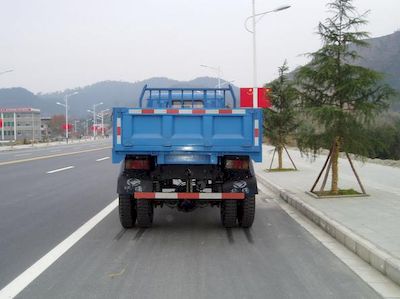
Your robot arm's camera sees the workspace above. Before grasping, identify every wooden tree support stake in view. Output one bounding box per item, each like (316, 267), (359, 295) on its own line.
(269, 148), (277, 171)
(320, 157), (332, 192)
(283, 145), (298, 170)
(311, 146), (333, 193)
(345, 152), (367, 194)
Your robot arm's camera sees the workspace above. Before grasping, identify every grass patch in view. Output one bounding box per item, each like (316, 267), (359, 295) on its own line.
(266, 168), (297, 172)
(313, 189), (361, 196)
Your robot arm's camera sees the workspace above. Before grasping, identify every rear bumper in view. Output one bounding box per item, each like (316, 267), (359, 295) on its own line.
(134, 192), (245, 200)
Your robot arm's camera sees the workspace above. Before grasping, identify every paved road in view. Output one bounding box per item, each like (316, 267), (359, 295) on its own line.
(0, 145), (382, 298)
(0, 139), (111, 164)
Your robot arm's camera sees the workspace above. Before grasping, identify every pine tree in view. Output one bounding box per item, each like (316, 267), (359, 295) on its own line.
(295, 0), (395, 195)
(264, 61), (299, 171)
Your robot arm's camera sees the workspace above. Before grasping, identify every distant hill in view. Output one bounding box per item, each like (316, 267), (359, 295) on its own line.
(352, 30), (400, 91)
(0, 88), (41, 109)
(2, 31), (399, 116)
(285, 31), (400, 111)
(0, 77), (238, 117)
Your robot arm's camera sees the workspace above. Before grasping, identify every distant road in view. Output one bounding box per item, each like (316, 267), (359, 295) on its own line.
(0, 142), (381, 299)
(0, 139), (111, 165)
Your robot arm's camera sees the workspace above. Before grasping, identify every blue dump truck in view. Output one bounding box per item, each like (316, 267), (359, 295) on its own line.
(112, 85), (262, 228)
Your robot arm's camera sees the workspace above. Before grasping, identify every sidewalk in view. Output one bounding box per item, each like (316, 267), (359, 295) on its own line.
(255, 145), (400, 286)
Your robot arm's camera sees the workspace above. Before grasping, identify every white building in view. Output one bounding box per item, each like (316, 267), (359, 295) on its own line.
(0, 108), (41, 142)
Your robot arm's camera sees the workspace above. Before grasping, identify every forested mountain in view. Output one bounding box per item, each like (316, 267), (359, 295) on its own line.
(0, 77), (236, 117)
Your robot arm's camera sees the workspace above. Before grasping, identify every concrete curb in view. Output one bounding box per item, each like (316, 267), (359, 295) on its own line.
(256, 173), (400, 287)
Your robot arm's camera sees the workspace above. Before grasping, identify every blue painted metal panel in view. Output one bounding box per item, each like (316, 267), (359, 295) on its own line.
(112, 108), (263, 165)
(112, 86), (262, 165)
(139, 85), (237, 108)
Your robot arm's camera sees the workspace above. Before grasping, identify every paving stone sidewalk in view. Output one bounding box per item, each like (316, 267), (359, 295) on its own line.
(255, 145), (400, 284)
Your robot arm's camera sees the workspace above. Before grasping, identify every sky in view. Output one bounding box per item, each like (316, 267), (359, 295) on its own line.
(0, 0), (399, 93)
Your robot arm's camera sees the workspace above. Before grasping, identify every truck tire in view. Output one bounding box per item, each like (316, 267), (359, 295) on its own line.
(221, 200), (237, 228)
(137, 199), (154, 228)
(119, 195), (136, 228)
(238, 195), (255, 228)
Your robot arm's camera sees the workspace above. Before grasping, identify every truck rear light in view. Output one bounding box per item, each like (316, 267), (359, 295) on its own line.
(225, 158), (249, 170)
(125, 158), (150, 170)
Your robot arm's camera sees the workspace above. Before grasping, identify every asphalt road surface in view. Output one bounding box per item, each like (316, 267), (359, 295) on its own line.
(0, 141), (381, 299)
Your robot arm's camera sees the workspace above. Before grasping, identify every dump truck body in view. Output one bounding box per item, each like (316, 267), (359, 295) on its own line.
(112, 86), (263, 228)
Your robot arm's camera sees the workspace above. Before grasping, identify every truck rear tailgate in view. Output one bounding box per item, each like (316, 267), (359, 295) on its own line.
(112, 108), (262, 164)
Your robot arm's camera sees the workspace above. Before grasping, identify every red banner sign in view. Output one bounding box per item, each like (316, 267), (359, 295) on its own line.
(0, 118), (3, 129)
(91, 125), (103, 132)
(61, 124), (73, 131)
(240, 88), (272, 108)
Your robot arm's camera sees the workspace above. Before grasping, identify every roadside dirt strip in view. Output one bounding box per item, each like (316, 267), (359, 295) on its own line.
(256, 173), (400, 287)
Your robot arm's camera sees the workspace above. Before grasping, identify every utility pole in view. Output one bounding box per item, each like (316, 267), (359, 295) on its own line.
(89, 102), (103, 139)
(244, 3), (291, 107)
(251, 0), (258, 108)
(57, 91), (78, 144)
(99, 109), (110, 137)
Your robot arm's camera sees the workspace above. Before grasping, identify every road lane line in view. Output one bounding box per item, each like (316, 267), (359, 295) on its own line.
(49, 149), (62, 153)
(96, 157), (110, 162)
(14, 153), (33, 157)
(0, 198), (118, 299)
(46, 166), (75, 174)
(0, 146), (111, 167)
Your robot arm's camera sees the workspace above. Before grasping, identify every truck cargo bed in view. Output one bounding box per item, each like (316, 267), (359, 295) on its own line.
(112, 107), (262, 164)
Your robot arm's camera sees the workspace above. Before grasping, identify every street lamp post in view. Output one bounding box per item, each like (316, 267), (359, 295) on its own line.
(85, 120), (89, 138)
(74, 120), (80, 134)
(200, 64), (222, 89)
(89, 102), (103, 139)
(99, 109), (110, 137)
(0, 69), (13, 76)
(245, 3), (291, 107)
(216, 80), (235, 88)
(57, 91), (78, 144)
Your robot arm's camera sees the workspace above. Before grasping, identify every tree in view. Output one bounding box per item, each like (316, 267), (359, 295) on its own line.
(49, 114), (65, 137)
(264, 61), (299, 171)
(295, 0), (395, 195)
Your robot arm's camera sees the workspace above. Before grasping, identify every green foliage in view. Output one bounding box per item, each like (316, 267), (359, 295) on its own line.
(264, 61), (299, 147)
(295, 0), (396, 156)
(364, 117), (400, 160)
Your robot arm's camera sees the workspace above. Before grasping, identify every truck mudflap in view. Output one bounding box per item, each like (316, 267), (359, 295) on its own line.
(134, 192), (245, 200)
(117, 173), (153, 195)
(222, 177), (258, 197)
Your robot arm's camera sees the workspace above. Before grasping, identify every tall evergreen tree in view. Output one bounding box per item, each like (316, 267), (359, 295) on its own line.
(264, 61), (299, 170)
(296, 0), (395, 195)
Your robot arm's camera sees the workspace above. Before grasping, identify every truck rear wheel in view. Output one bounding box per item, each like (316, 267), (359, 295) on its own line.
(137, 199), (154, 228)
(221, 200), (237, 228)
(119, 195), (136, 228)
(238, 195), (255, 228)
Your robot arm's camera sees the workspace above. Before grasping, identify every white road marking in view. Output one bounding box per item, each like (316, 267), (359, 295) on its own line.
(0, 146), (111, 167)
(0, 198), (118, 299)
(96, 157), (110, 162)
(46, 166), (75, 174)
(14, 153), (33, 157)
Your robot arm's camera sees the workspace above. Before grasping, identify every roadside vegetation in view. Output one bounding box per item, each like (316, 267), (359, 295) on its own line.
(264, 61), (299, 171)
(360, 114), (400, 160)
(295, 0), (396, 195)
(263, 0), (398, 196)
